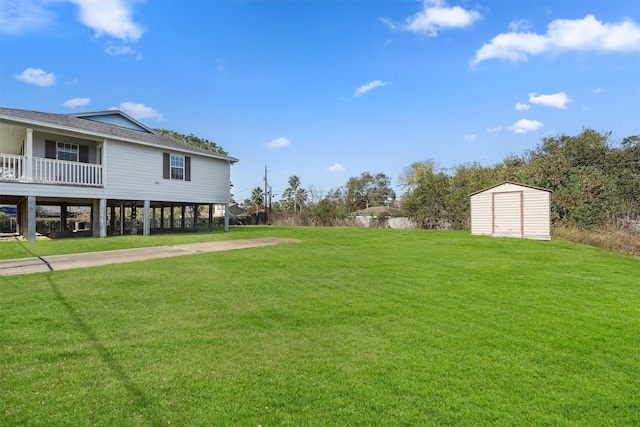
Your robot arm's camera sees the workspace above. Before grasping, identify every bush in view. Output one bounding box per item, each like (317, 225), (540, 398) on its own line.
(553, 225), (640, 257)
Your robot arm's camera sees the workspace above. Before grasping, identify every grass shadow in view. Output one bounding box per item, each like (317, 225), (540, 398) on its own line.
(47, 275), (164, 426)
(14, 238), (53, 271)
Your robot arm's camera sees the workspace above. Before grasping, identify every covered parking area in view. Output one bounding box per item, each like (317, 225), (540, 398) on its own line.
(0, 194), (229, 241)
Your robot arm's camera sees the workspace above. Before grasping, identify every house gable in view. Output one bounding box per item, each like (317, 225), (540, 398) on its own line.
(68, 110), (156, 134)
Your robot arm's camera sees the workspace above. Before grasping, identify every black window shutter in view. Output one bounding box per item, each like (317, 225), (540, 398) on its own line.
(79, 145), (89, 163)
(45, 140), (56, 159)
(185, 156), (191, 181)
(163, 153), (170, 179)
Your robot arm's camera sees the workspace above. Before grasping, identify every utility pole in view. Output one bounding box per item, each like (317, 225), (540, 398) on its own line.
(264, 165), (269, 225)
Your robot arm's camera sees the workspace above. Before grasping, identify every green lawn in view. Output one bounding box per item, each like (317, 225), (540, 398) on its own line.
(2, 227), (639, 426)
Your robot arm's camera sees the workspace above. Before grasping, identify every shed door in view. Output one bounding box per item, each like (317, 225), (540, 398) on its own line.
(493, 192), (523, 236)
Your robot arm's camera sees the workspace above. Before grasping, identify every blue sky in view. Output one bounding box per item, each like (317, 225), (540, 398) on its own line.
(2, 0), (639, 203)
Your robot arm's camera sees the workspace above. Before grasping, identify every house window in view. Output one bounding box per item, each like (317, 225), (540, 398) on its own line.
(57, 143), (78, 161)
(163, 152), (191, 181)
(170, 154), (184, 180)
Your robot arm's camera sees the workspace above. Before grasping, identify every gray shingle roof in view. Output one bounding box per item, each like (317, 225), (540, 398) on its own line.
(0, 107), (238, 163)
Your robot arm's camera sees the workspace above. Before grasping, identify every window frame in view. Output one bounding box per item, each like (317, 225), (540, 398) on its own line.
(57, 142), (79, 162)
(163, 152), (191, 181)
(170, 153), (184, 180)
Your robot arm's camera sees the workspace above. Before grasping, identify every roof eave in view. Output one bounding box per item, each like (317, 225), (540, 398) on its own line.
(0, 112), (239, 163)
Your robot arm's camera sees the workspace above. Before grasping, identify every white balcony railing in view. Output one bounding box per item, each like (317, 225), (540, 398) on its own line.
(0, 154), (25, 181)
(33, 157), (103, 186)
(1, 154), (103, 187)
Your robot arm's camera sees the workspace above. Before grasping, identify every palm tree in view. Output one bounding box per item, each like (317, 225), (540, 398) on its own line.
(250, 187), (264, 213)
(294, 188), (308, 212)
(285, 175), (301, 213)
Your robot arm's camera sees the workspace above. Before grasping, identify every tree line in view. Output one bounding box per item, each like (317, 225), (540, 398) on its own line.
(242, 129), (640, 230)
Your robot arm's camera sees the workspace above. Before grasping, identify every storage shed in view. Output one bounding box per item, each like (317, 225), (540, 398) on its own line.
(469, 181), (552, 240)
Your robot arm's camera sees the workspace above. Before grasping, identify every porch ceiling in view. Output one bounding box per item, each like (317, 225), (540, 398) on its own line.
(0, 195), (24, 205)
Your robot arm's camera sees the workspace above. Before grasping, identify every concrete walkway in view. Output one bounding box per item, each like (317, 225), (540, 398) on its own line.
(0, 237), (300, 276)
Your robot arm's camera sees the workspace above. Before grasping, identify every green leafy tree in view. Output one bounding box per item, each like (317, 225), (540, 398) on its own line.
(609, 135), (640, 220)
(154, 128), (228, 155)
(518, 129), (617, 227)
(446, 162), (498, 229)
(345, 172), (396, 212)
(399, 161), (451, 229)
(313, 198), (338, 226)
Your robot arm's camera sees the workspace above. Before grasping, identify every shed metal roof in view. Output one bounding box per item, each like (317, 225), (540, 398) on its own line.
(469, 181), (553, 197)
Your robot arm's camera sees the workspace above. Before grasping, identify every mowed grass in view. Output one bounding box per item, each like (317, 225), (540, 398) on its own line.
(1, 227), (639, 426)
(0, 227), (264, 261)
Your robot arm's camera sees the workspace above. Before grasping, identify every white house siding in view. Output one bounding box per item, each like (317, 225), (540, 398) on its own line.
(470, 182), (551, 240)
(0, 181), (107, 200)
(105, 140), (230, 204)
(33, 131), (100, 164)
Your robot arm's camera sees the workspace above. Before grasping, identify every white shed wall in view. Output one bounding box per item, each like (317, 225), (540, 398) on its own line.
(521, 188), (551, 240)
(470, 191), (493, 235)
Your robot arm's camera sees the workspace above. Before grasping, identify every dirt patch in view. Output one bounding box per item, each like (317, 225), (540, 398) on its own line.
(0, 237), (302, 276)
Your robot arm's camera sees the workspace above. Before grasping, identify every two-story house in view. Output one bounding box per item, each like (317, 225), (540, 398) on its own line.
(0, 107), (238, 241)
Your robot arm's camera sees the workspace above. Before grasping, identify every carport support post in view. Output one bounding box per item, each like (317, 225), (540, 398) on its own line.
(26, 196), (36, 242)
(143, 200), (150, 236)
(208, 204), (213, 231)
(110, 204), (116, 235)
(224, 202), (229, 232)
(119, 202), (125, 235)
(92, 199), (107, 238)
(98, 199), (107, 237)
(60, 203), (68, 232)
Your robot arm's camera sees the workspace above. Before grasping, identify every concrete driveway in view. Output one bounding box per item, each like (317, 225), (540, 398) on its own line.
(0, 237), (300, 276)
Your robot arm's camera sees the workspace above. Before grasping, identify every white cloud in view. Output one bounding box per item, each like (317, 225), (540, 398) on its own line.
(472, 15), (640, 64)
(594, 87), (606, 94)
(464, 134), (476, 141)
(385, 0), (481, 36)
(486, 126), (502, 133)
(69, 0), (144, 42)
(508, 119), (543, 134)
(0, 0), (55, 34)
(62, 97), (90, 108)
(354, 80), (388, 97)
(105, 42), (139, 58)
(111, 102), (164, 121)
(265, 137), (290, 149)
(14, 67), (56, 87)
(327, 163), (345, 173)
(529, 92), (571, 109)
(509, 19), (531, 32)
(515, 102), (530, 111)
